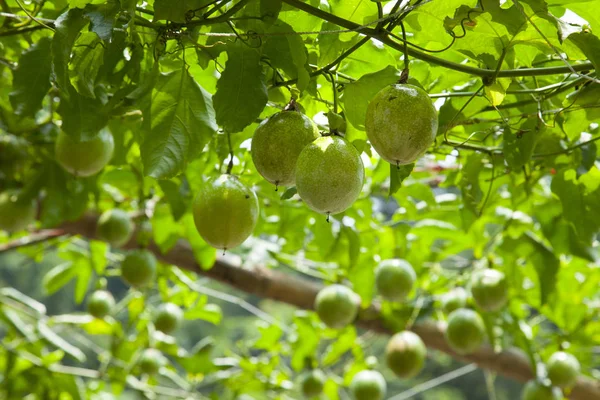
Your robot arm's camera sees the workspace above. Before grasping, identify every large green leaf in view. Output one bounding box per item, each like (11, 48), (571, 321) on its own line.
(9, 38), (53, 117)
(52, 9), (89, 91)
(213, 42), (268, 133)
(141, 67), (217, 178)
(69, 32), (105, 98)
(154, 0), (212, 22)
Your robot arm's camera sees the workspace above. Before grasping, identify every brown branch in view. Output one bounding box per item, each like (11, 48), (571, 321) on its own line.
(45, 213), (600, 400)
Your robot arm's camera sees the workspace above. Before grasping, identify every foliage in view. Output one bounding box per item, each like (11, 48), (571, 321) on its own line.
(0, 0), (599, 398)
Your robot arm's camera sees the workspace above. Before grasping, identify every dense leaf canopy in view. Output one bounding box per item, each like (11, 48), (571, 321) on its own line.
(0, 0), (599, 399)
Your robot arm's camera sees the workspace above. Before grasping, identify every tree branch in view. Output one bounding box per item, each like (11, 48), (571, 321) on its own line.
(280, 0), (594, 78)
(49, 213), (600, 400)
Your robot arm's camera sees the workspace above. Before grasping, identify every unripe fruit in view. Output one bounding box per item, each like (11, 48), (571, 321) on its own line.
(154, 302), (184, 334)
(295, 136), (364, 215)
(441, 287), (468, 314)
(350, 370), (386, 400)
(375, 259), (416, 301)
(521, 380), (561, 400)
(121, 249), (157, 287)
(138, 348), (166, 375)
(385, 331), (426, 378)
(55, 128), (114, 177)
(365, 84), (438, 166)
(300, 369), (326, 398)
(470, 269), (508, 312)
(252, 111), (320, 187)
(445, 308), (485, 355)
(314, 284), (360, 329)
(87, 290), (115, 319)
(0, 190), (36, 232)
(547, 351), (580, 389)
(96, 209), (134, 248)
(192, 174), (259, 251)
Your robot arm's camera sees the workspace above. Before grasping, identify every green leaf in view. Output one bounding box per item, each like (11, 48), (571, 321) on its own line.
(141, 67), (217, 178)
(280, 186), (297, 200)
(52, 9), (89, 91)
(185, 303), (222, 325)
(69, 32), (104, 98)
(159, 179), (192, 221)
(43, 262), (78, 295)
(9, 37), (53, 117)
(89, 240), (108, 275)
(524, 232), (560, 305)
(263, 22), (311, 92)
(503, 122), (539, 169)
(213, 42), (268, 133)
(37, 321), (86, 362)
(260, 0), (282, 24)
(84, 1), (120, 41)
(567, 31), (600, 72)
(154, 0), (211, 23)
(389, 163), (415, 196)
(57, 87), (110, 141)
(342, 65), (399, 130)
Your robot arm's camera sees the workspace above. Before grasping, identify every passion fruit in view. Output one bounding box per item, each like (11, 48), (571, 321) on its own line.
(546, 351), (580, 389)
(96, 209), (134, 247)
(121, 249), (157, 287)
(365, 84), (438, 165)
(349, 370), (386, 400)
(299, 369), (326, 398)
(470, 269), (508, 312)
(295, 136), (364, 216)
(445, 308), (485, 355)
(252, 111), (320, 187)
(314, 284), (360, 329)
(154, 302), (184, 334)
(192, 174), (259, 251)
(87, 290), (115, 319)
(375, 259), (416, 301)
(138, 348), (166, 375)
(521, 380), (561, 400)
(385, 331), (426, 378)
(441, 287), (469, 314)
(55, 128), (114, 177)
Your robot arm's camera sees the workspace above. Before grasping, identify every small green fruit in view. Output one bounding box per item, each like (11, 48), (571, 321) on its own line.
(55, 128), (114, 177)
(470, 269), (508, 312)
(192, 174), (259, 250)
(521, 380), (561, 400)
(350, 370), (386, 400)
(375, 259), (416, 301)
(385, 331), (426, 378)
(314, 284), (360, 329)
(252, 111), (320, 187)
(0, 190), (36, 232)
(441, 287), (469, 314)
(96, 209), (134, 247)
(547, 351), (580, 389)
(365, 84), (438, 165)
(121, 249), (157, 287)
(87, 290), (115, 319)
(300, 369), (326, 398)
(138, 349), (166, 375)
(295, 136), (364, 215)
(445, 308), (485, 355)
(154, 302), (184, 334)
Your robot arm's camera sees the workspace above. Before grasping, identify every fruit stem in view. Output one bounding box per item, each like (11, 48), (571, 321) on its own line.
(398, 21), (409, 84)
(283, 97), (298, 112)
(226, 130), (234, 174)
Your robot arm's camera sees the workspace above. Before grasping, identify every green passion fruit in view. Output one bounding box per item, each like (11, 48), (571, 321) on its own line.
(385, 331), (426, 378)
(154, 302), (184, 334)
(55, 128), (114, 177)
(350, 370), (387, 400)
(365, 84), (438, 166)
(121, 249), (157, 287)
(138, 348), (166, 375)
(0, 190), (36, 232)
(299, 369), (326, 398)
(96, 209), (134, 247)
(87, 290), (115, 319)
(546, 351), (580, 389)
(252, 111), (320, 187)
(470, 269), (508, 312)
(314, 284), (360, 329)
(295, 136), (364, 216)
(375, 259), (416, 301)
(445, 308), (485, 355)
(193, 174), (259, 251)
(441, 287), (469, 315)
(521, 380), (561, 400)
